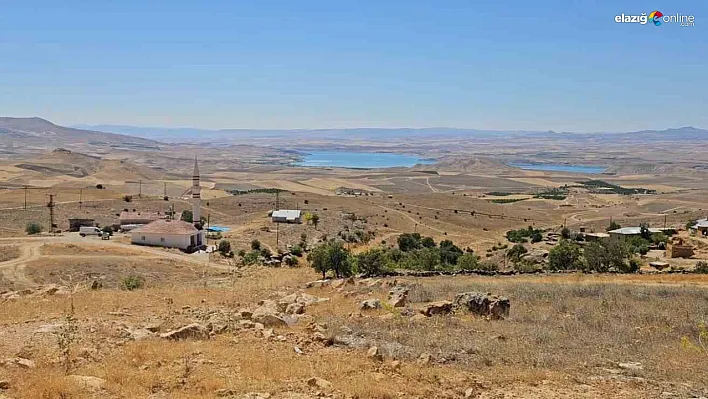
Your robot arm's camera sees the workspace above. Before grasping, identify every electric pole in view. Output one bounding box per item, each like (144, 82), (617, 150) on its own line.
(275, 190), (279, 211)
(79, 188), (83, 210)
(23, 185), (27, 210)
(47, 194), (55, 235)
(664, 214), (667, 230)
(164, 182), (167, 198)
(275, 221), (280, 250)
(138, 180), (142, 198)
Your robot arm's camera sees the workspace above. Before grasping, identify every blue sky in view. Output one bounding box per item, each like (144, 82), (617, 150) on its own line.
(0, 0), (705, 131)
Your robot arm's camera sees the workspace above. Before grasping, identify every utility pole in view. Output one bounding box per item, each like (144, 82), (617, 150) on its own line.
(664, 214), (667, 230)
(23, 185), (28, 210)
(275, 220), (279, 249)
(138, 180), (142, 198)
(275, 190), (279, 211)
(79, 188), (83, 210)
(164, 182), (167, 198)
(47, 194), (55, 235)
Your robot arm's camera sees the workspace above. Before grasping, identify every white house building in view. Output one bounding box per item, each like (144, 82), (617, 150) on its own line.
(129, 157), (205, 251)
(271, 210), (302, 223)
(130, 219), (204, 251)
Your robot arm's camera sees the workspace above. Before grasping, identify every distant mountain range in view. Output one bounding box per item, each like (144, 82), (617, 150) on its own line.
(73, 123), (708, 144)
(0, 117), (161, 151)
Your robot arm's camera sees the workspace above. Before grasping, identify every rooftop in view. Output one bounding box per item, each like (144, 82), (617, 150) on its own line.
(131, 219), (198, 235)
(608, 227), (664, 235)
(272, 210), (302, 219)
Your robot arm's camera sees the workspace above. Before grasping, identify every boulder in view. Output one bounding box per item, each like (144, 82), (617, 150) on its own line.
(420, 301), (453, 317)
(453, 292), (510, 319)
(367, 346), (383, 361)
(306, 377), (332, 389)
(129, 328), (156, 341)
(417, 353), (432, 365)
(359, 299), (381, 310)
(159, 324), (208, 340)
(285, 302), (305, 315)
(305, 280), (331, 289)
(253, 313), (287, 328)
(331, 277), (355, 289)
(387, 286), (409, 308)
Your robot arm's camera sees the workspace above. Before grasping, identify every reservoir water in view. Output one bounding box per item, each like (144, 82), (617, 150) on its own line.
(296, 151), (433, 169)
(510, 163), (606, 174)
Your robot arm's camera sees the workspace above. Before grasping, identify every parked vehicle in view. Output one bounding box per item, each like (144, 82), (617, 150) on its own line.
(101, 232), (111, 240)
(79, 226), (102, 237)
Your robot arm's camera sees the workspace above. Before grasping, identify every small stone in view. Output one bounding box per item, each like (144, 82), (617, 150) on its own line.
(294, 346), (304, 355)
(390, 360), (401, 371)
(285, 302), (305, 315)
(465, 387), (476, 398)
(417, 353), (432, 365)
(367, 346), (383, 361)
(0, 380), (9, 390)
(419, 301), (453, 317)
(15, 357), (35, 369)
(214, 388), (236, 397)
(307, 376), (332, 389)
(159, 324), (208, 340)
(359, 299), (382, 310)
(618, 362), (643, 371)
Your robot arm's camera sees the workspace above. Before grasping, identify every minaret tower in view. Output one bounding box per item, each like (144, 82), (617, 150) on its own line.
(192, 156), (201, 226)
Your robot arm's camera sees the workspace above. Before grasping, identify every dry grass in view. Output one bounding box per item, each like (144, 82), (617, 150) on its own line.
(39, 243), (144, 257)
(0, 244), (20, 263)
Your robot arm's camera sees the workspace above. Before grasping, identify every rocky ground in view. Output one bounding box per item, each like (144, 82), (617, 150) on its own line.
(1, 267), (708, 398)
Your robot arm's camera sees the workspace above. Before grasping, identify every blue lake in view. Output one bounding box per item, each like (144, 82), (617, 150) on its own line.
(296, 151), (433, 169)
(510, 163), (606, 174)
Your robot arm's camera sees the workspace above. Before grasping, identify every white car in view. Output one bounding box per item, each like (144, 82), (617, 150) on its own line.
(79, 226), (102, 237)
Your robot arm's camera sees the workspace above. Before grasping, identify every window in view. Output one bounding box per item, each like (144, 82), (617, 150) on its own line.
(160, 237), (165, 243)
(142, 236), (146, 241)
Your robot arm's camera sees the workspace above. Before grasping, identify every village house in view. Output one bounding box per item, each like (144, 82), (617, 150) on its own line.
(129, 157), (205, 251)
(271, 209), (302, 224)
(607, 227), (665, 242)
(691, 218), (708, 236)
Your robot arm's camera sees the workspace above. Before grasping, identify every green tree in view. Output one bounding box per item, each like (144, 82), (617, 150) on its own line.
(307, 240), (353, 278)
(584, 239), (633, 272)
(397, 233), (422, 252)
(548, 240), (582, 270)
(311, 213), (320, 229)
(356, 247), (389, 276)
(420, 236), (436, 248)
(26, 222), (42, 235)
(439, 239), (463, 265)
(531, 231), (543, 243)
(401, 247), (441, 271)
(250, 239), (261, 250)
(290, 245), (303, 257)
(217, 240), (232, 256)
(560, 227), (570, 239)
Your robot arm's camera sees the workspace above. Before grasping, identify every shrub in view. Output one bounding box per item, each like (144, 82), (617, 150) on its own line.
(284, 256), (299, 267)
(507, 243), (528, 261)
(695, 261), (708, 274)
(506, 226), (542, 243)
(548, 239), (582, 270)
(400, 247), (442, 271)
(123, 195), (132, 202)
(250, 239), (261, 250)
(560, 227), (570, 239)
(121, 275), (144, 291)
(584, 239), (633, 272)
(260, 247), (272, 258)
(242, 250), (261, 265)
(290, 245), (303, 257)
(477, 260), (499, 271)
(95, 184), (104, 189)
(217, 240), (232, 256)
(457, 252), (479, 270)
(26, 222), (42, 235)
(439, 239), (463, 265)
(398, 233), (423, 252)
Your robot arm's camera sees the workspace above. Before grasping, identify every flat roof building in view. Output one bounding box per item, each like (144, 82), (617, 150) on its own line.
(271, 210), (302, 224)
(130, 219), (204, 251)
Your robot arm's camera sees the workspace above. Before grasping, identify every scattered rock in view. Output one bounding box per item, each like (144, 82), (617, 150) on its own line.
(34, 323), (63, 334)
(420, 301), (453, 317)
(306, 376), (332, 389)
(68, 375), (106, 392)
(129, 328), (155, 341)
(367, 346), (383, 361)
(618, 362), (643, 371)
(0, 380), (9, 390)
(454, 292), (510, 320)
(410, 314), (428, 322)
(464, 387), (477, 398)
(331, 277), (355, 289)
(90, 280), (102, 290)
(388, 286), (409, 308)
(253, 313), (287, 328)
(417, 353), (432, 365)
(240, 393), (272, 399)
(390, 360), (401, 371)
(159, 324), (208, 340)
(36, 284), (60, 296)
(359, 299), (381, 310)
(13, 357), (35, 369)
(294, 346), (304, 355)
(285, 302), (305, 315)
(305, 280), (331, 289)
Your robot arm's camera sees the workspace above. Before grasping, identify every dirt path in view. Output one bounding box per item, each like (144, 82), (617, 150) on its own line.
(0, 242), (42, 286)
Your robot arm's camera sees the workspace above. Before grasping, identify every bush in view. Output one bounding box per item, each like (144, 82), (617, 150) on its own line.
(560, 227), (570, 239)
(291, 245), (303, 257)
(548, 240), (582, 270)
(477, 260), (499, 272)
(284, 256), (299, 267)
(121, 275), (144, 291)
(260, 247), (272, 259)
(398, 232), (423, 252)
(26, 222), (42, 235)
(457, 252), (480, 270)
(250, 239), (261, 250)
(96, 184), (104, 189)
(400, 247), (442, 271)
(584, 239), (633, 272)
(695, 261), (708, 274)
(242, 250), (261, 265)
(507, 243), (528, 261)
(439, 239), (463, 265)
(123, 195), (132, 202)
(217, 240), (232, 256)
(506, 226), (542, 243)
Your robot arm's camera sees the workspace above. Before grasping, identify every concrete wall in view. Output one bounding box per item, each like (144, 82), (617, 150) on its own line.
(131, 232), (196, 250)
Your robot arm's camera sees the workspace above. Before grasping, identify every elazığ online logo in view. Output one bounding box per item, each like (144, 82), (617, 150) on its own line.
(615, 10), (695, 27)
